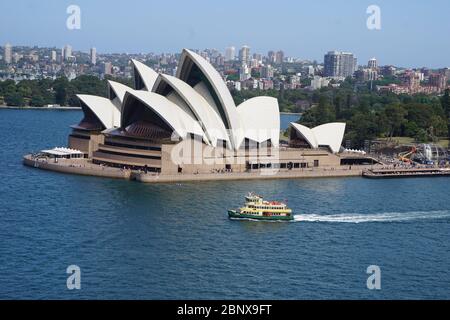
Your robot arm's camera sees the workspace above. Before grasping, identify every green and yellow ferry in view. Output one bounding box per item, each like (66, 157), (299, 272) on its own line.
(228, 193), (294, 221)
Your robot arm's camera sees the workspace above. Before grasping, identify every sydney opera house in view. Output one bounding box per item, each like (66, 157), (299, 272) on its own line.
(59, 49), (348, 176)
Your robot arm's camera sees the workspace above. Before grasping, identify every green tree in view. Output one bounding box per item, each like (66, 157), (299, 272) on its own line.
(334, 95), (343, 119)
(383, 103), (407, 139)
(30, 94), (45, 107)
(414, 129), (428, 142)
(345, 111), (379, 147)
(404, 121), (420, 137)
(441, 89), (450, 145)
(316, 95), (336, 124)
(53, 77), (70, 106)
(5, 92), (24, 106)
(429, 115), (448, 138)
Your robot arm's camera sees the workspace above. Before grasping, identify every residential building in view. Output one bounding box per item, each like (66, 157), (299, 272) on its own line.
(324, 51), (357, 77)
(239, 45), (250, 65)
(4, 43), (12, 64)
(225, 46), (235, 61)
(90, 47), (97, 65)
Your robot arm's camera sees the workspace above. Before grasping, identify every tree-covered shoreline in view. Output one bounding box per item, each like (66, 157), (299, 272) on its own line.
(0, 75), (133, 108)
(297, 86), (450, 148)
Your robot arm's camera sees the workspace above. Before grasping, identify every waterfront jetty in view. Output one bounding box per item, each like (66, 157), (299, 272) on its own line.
(363, 167), (450, 179)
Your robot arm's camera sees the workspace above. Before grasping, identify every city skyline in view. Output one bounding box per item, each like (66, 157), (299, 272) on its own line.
(2, 42), (450, 71)
(1, 0), (450, 68)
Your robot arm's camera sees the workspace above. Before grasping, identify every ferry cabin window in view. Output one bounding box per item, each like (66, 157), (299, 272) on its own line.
(314, 160), (319, 167)
(280, 163), (287, 169)
(301, 163), (307, 168)
(294, 163), (300, 168)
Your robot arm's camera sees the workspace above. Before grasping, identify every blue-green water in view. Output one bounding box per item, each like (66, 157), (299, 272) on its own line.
(1, 109), (450, 299)
(280, 113), (300, 130)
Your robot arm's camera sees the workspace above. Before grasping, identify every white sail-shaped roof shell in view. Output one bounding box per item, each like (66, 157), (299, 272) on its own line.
(131, 59), (158, 91)
(290, 122), (345, 153)
(237, 97), (280, 147)
(108, 80), (132, 105)
(72, 49), (295, 150)
(121, 91), (205, 140)
(152, 74), (230, 147)
(290, 123), (318, 149)
(177, 49), (243, 149)
(312, 123), (346, 153)
(77, 94), (121, 128)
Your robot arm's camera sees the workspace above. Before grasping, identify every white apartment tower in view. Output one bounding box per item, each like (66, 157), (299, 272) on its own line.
(4, 43), (12, 64)
(90, 47), (97, 65)
(239, 45), (250, 65)
(368, 57), (377, 70)
(63, 45), (72, 61)
(225, 46), (235, 61)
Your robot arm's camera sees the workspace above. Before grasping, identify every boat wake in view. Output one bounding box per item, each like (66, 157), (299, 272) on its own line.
(293, 210), (450, 223)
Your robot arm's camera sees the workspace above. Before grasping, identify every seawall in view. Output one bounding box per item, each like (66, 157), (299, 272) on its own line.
(1, 106), (81, 110)
(133, 168), (363, 183)
(23, 156), (130, 179)
(23, 155), (364, 183)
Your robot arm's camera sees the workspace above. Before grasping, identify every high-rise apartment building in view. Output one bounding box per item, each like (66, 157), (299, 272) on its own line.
(275, 50), (284, 64)
(90, 47), (97, 65)
(429, 73), (447, 91)
(323, 51), (357, 77)
(104, 62), (113, 75)
(253, 53), (262, 64)
(4, 43), (12, 64)
(260, 65), (274, 79)
(239, 45), (250, 65)
(267, 51), (275, 63)
(63, 45), (72, 61)
(225, 46), (235, 61)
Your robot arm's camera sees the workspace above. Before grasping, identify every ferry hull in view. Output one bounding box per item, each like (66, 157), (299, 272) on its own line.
(228, 210), (294, 221)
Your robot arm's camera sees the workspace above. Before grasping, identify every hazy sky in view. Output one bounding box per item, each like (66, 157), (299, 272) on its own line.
(1, 0), (449, 68)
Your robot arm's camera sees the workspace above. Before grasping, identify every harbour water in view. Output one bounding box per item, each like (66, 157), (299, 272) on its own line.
(1, 109), (450, 299)
(280, 113), (300, 130)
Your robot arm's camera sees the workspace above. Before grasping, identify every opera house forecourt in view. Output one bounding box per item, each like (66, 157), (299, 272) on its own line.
(23, 49), (375, 182)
